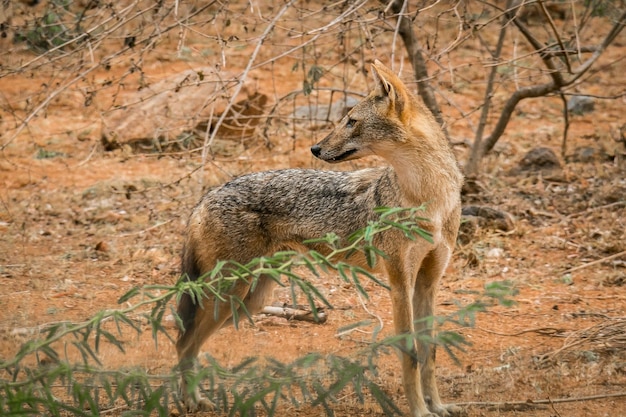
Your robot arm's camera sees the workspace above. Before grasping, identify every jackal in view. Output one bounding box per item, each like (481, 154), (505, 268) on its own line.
(176, 60), (463, 417)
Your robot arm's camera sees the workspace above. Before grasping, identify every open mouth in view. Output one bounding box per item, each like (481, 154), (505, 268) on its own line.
(328, 148), (357, 162)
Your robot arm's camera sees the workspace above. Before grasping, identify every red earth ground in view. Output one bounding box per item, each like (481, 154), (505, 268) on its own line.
(0, 3), (625, 416)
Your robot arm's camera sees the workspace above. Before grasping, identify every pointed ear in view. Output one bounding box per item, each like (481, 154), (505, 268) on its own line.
(371, 63), (393, 97)
(370, 62), (404, 115)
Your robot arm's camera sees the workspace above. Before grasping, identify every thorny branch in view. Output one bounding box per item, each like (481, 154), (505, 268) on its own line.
(465, 7), (626, 176)
(465, 1), (510, 177)
(1, 1), (219, 151)
(385, 0), (449, 138)
(1, 1), (623, 174)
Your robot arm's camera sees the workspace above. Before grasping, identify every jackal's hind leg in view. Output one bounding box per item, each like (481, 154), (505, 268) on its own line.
(176, 282), (250, 411)
(241, 275), (277, 316)
(176, 276), (276, 411)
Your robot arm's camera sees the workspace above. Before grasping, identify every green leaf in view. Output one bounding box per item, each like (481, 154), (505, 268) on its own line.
(117, 286), (140, 304)
(364, 246), (377, 269)
(350, 269), (368, 299)
(301, 256), (321, 278)
(414, 227), (434, 244)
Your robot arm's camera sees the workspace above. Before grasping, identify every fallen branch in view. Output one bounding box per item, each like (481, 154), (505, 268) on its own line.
(563, 250), (626, 274)
(459, 391), (626, 409)
(478, 326), (566, 337)
(566, 201), (626, 219)
(261, 305), (327, 324)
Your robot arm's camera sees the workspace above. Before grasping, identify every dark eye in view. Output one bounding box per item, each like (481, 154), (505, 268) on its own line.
(346, 118), (356, 128)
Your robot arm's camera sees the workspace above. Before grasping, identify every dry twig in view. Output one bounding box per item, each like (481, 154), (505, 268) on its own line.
(563, 250), (626, 274)
(539, 317), (626, 363)
(459, 391), (626, 410)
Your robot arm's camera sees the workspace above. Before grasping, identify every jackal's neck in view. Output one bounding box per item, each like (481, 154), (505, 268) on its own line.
(386, 139), (462, 220)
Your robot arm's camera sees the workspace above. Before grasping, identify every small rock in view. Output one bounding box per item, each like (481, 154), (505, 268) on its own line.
(509, 147), (563, 179)
(462, 206), (515, 232)
(458, 206), (515, 245)
(568, 146), (606, 163)
(95, 241), (109, 252)
(518, 147), (561, 171)
(486, 247), (504, 259)
(461, 178), (486, 196)
(567, 96), (595, 115)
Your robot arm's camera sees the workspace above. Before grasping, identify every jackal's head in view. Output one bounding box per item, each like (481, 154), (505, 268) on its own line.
(311, 60), (432, 163)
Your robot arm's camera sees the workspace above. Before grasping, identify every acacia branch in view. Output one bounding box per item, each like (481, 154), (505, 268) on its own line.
(539, 0), (572, 73)
(559, 92), (570, 157)
(477, 9), (626, 158)
(465, 4), (510, 177)
(200, 0), (297, 164)
(385, 0), (449, 139)
(0, 1), (219, 151)
(481, 82), (559, 156)
(506, 4), (566, 87)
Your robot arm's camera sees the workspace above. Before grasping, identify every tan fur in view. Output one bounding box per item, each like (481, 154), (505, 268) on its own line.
(176, 60), (463, 417)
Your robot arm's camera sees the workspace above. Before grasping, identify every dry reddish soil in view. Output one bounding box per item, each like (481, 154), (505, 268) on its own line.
(1, 5), (625, 417)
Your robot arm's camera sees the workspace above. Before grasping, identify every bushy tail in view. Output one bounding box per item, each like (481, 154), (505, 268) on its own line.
(177, 244), (201, 338)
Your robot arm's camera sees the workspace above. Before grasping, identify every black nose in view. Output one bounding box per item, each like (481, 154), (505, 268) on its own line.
(310, 144), (321, 157)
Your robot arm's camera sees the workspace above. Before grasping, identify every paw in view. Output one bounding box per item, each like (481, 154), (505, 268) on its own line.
(430, 403), (465, 417)
(195, 397), (215, 412)
(184, 397), (215, 413)
(413, 405), (441, 417)
(180, 385), (214, 414)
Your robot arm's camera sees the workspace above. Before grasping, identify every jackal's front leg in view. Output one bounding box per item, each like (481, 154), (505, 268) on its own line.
(412, 285), (462, 417)
(387, 264), (434, 417)
(413, 250), (463, 417)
